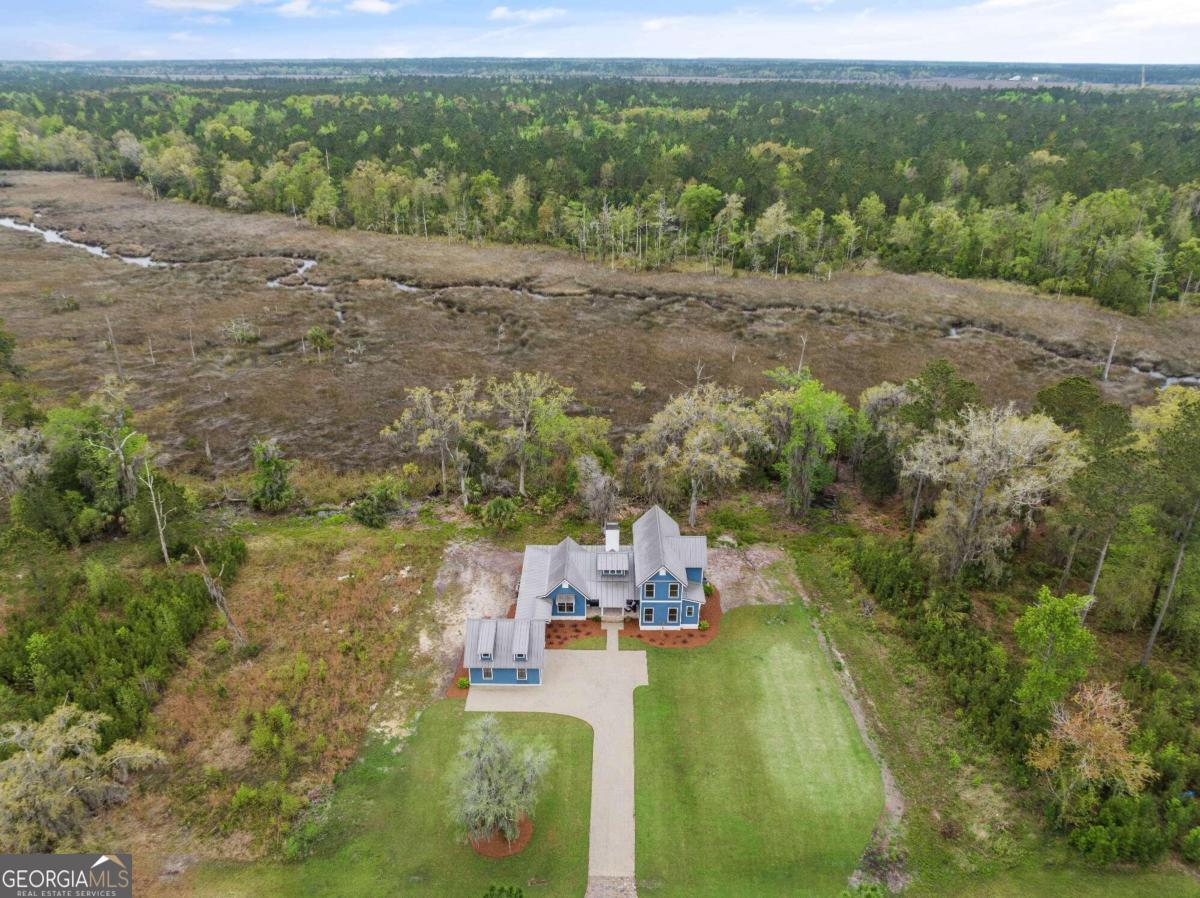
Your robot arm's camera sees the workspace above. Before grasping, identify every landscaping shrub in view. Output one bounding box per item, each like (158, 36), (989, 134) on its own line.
(457, 676), (469, 690)
(350, 476), (401, 528)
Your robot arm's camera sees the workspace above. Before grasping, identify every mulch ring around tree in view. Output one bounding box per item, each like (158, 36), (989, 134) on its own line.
(470, 815), (533, 858)
(544, 588), (725, 649)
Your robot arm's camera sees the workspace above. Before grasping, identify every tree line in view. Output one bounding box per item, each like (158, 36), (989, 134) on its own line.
(3, 76), (1200, 311)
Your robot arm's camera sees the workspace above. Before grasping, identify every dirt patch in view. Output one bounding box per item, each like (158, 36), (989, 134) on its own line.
(429, 540), (522, 670)
(470, 815), (533, 858)
(706, 545), (798, 610)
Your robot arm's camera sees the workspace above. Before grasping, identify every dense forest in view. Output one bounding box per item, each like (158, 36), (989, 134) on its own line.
(2, 69), (1200, 313)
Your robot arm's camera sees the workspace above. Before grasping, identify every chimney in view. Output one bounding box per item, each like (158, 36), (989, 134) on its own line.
(604, 522), (620, 553)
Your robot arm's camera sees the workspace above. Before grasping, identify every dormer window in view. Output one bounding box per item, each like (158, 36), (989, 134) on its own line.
(514, 652), (526, 661)
(480, 652), (491, 661)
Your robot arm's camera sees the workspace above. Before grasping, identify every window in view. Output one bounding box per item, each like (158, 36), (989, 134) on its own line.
(668, 607), (679, 624)
(516, 668), (528, 682)
(514, 652), (526, 661)
(644, 582), (655, 599)
(480, 653), (491, 661)
(686, 605), (695, 617)
(668, 582), (680, 599)
(643, 606), (653, 624)
(556, 598), (575, 614)
(482, 668), (493, 681)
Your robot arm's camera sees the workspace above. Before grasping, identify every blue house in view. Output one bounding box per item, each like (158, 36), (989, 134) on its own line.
(462, 618), (546, 686)
(464, 506), (708, 686)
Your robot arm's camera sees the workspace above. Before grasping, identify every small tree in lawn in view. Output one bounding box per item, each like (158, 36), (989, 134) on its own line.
(0, 704), (164, 852)
(450, 714), (552, 845)
(1014, 587), (1097, 721)
(249, 437), (296, 513)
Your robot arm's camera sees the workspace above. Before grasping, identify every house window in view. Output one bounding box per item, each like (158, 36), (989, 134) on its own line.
(643, 606), (653, 624)
(556, 598), (575, 614)
(514, 652), (526, 661)
(644, 583), (655, 599)
(482, 668), (493, 681)
(668, 582), (680, 599)
(516, 668), (528, 682)
(480, 653), (491, 661)
(668, 607), (679, 624)
(686, 605), (695, 617)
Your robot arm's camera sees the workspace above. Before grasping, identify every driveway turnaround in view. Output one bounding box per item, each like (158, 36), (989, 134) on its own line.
(465, 623), (648, 887)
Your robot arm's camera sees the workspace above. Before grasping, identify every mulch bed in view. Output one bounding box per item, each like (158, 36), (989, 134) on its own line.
(470, 815), (533, 858)
(445, 664), (470, 698)
(544, 588), (725, 649)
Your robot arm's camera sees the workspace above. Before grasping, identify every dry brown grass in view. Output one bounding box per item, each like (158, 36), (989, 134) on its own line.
(2, 172), (1194, 476)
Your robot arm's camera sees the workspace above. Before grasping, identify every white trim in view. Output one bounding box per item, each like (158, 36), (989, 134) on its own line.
(668, 582), (680, 599)
(642, 605), (653, 624)
(556, 598), (576, 614)
(643, 582), (655, 599)
(668, 606), (679, 624)
(516, 668), (528, 682)
(685, 604), (695, 617)
(482, 668), (493, 681)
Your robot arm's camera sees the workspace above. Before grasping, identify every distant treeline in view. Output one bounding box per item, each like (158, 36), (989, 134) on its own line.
(2, 74), (1199, 312)
(2, 58), (1199, 84)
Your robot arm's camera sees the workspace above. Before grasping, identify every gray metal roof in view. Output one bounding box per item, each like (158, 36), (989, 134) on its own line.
(477, 618), (497, 658)
(463, 618), (545, 669)
(513, 509), (705, 617)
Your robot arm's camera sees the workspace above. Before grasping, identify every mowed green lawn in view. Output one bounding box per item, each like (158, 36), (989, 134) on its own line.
(193, 701), (592, 898)
(634, 604), (884, 897)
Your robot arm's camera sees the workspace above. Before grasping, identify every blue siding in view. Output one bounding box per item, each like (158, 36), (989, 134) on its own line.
(548, 585), (587, 618)
(681, 600), (700, 626)
(469, 667), (541, 685)
(686, 567), (703, 584)
(641, 570), (684, 601)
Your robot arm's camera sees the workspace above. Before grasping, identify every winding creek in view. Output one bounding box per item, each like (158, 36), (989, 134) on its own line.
(4, 213), (1197, 389)
(1, 216), (166, 268)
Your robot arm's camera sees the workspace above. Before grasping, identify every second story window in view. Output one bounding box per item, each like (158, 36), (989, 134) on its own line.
(668, 582), (680, 599)
(644, 582), (655, 599)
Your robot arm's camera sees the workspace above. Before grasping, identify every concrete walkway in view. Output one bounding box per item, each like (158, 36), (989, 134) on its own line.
(465, 621), (647, 891)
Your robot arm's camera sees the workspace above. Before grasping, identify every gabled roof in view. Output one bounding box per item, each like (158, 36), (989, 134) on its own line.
(634, 505), (697, 585)
(463, 618), (545, 669)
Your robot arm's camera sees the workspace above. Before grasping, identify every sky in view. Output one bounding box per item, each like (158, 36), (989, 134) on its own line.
(3, 0), (1199, 64)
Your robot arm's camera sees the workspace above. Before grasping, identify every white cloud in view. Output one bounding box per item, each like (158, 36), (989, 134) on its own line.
(347, 0), (395, 12)
(188, 13), (233, 24)
(275, 0), (320, 16)
(488, 6), (566, 25)
(147, 0), (245, 9)
(641, 16), (690, 31)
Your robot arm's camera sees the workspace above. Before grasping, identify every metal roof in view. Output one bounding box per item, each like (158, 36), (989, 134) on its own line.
(512, 508), (705, 618)
(463, 618), (545, 669)
(477, 618), (497, 659)
(596, 551), (630, 573)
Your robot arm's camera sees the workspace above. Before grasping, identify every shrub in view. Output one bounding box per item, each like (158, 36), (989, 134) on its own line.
(249, 438), (296, 513)
(1182, 827), (1200, 864)
(483, 496), (518, 530)
(223, 317), (259, 344)
(351, 477), (401, 528)
(698, 619), (710, 631)
(456, 676), (470, 690)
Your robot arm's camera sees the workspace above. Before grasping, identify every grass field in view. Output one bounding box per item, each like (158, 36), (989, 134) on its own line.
(633, 603), (884, 897)
(192, 700), (592, 897)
